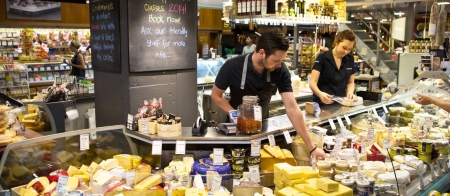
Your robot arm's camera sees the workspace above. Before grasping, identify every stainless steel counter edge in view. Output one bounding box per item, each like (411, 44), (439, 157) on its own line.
(125, 99), (399, 143)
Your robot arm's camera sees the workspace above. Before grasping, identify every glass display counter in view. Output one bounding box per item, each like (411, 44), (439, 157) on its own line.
(197, 59), (225, 86)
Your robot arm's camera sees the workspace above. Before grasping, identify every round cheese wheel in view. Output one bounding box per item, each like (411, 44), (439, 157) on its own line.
(318, 168), (334, 177)
(335, 160), (350, 171)
(317, 161), (331, 171)
(192, 158), (231, 181)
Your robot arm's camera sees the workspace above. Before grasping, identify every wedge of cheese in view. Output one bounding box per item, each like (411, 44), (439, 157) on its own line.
(278, 186), (299, 196)
(113, 154), (134, 170)
(263, 145), (286, 159)
(316, 178), (339, 192)
(315, 184), (353, 196)
(134, 175), (162, 191)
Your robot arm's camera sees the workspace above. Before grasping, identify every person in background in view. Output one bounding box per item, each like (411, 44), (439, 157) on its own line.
(309, 30), (357, 105)
(65, 40), (86, 79)
(212, 29), (326, 160)
(242, 34), (256, 55)
(415, 93), (450, 112)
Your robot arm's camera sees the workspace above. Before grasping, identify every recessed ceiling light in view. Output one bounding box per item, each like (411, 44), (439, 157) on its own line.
(364, 17), (372, 20)
(394, 12), (404, 16)
(438, 2), (450, 5)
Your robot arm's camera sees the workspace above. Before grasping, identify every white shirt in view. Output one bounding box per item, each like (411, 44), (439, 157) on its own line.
(242, 44), (256, 55)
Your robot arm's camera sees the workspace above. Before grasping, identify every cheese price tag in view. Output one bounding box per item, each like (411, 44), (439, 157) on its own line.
(213, 148), (224, 165)
(344, 115), (352, 125)
(233, 179), (241, 187)
(80, 134), (89, 151)
(254, 106), (262, 121)
(248, 165), (260, 182)
(175, 140), (186, 154)
(283, 131), (293, 144)
(211, 175), (222, 191)
(141, 118), (148, 134)
(125, 169), (136, 187)
(55, 175), (68, 195)
(152, 140), (162, 155)
(387, 128), (393, 139)
(337, 116), (345, 129)
(126, 114), (133, 130)
(382, 104), (389, 113)
(250, 140), (261, 156)
(383, 139), (389, 149)
(268, 134), (276, 147)
(367, 127), (375, 141)
(361, 140), (367, 155)
(328, 119), (336, 130)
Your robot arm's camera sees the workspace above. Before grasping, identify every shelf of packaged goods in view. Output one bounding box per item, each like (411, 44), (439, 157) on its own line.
(0, 85), (28, 89)
(28, 77), (93, 85)
(222, 16), (351, 26)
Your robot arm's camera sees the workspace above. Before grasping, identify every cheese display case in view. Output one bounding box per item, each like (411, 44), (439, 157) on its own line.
(3, 71), (450, 195)
(197, 59), (225, 87)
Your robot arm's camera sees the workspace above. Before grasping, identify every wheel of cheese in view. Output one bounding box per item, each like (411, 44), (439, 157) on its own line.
(192, 158), (231, 181)
(317, 161), (331, 171)
(325, 158), (337, 167)
(335, 160), (350, 171)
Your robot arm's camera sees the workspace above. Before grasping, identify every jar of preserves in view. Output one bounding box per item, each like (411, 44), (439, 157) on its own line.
(237, 96), (262, 134)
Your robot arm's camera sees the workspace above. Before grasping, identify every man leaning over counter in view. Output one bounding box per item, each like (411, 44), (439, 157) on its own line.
(211, 29), (327, 160)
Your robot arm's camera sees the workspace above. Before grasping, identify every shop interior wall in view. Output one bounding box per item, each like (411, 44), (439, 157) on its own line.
(0, 0), (89, 27)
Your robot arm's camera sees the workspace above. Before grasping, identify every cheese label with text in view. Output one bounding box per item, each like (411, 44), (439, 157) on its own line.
(213, 148), (224, 165)
(254, 106), (262, 121)
(211, 175), (222, 190)
(55, 175), (68, 195)
(80, 134), (89, 151)
(250, 140), (261, 156)
(152, 140), (162, 155)
(268, 134), (276, 147)
(283, 131), (293, 144)
(175, 140), (186, 154)
(141, 118), (148, 134)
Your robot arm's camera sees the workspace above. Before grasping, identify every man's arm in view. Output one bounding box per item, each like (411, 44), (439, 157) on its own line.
(211, 85), (235, 113)
(281, 92), (326, 159)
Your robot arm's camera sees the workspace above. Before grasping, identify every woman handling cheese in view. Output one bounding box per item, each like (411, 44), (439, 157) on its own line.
(415, 93), (450, 112)
(309, 30), (357, 105)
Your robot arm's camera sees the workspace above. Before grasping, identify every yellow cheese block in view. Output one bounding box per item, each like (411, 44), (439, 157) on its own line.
(274, 179), (285, 188)
(278, 186), (299, 196)
(113, 154), (134, 170)
(281, 168), (303, 180)
(304, 184), (319, 196)
(132, 155), (142, 168)
(89, 162), (99, 174)
(104, 189), (166, 196)
(293, 193), (309, 196)
(281, 149), (294, 159)
(263, 145), (286, 159)
(172, 187), (187, 196)
(136, 163), (152, 174)
(79, 165), (88, 173)
(315, 184), (353, 196)
(67, 165), (78, 176)
(260, 149), (273, 158)
(317, 178), (339, 192)
(275, 172), (282, 181)
(134, 175), (163, 191)
(282, 176), (305, 186)
(18, 188), (26, 196)
(23, 113), (38, 120)
(22, 119), (37, 126)
(299, 167), (319, 179)
(293, 184), (305, 193)
(135, 173), (151, 185)
(261, 158), (297, 172)
(185, 188), (208, 196)
(305, 178), (317, 185)
(73, 174), (89, 183)
(274, 163), (293, 173)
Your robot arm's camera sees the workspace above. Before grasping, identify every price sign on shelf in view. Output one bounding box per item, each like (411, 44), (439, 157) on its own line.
(211, 175), (222, 191)
(248, 165), (260, 182)
(328, 119), (336, 130)
(126, 114), (134, 130)
(39, 67), (45, 71)
(383, 139), (389, 149)
(367, 127), (375, 141)
(344, 115), (352, 125)
(152, 140), (162, 155)
(55, 175), (68, 195)
(336, 116), (345, 129)
(268, 134), (276, 147)
(361, 140), (367, 154)
(46, 67), (52, 71)
(250, 140), (261, 156)
(125, 169), (136, 187)
(283, 131), (293, 144)
(213, 148), (224, 165)
(80, 134), (89, 151)
(175, 140), (186, 154)
(141, 118), (148, 134)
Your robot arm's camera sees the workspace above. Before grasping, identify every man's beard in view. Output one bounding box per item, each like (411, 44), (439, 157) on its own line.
(259, 58), (275, 72)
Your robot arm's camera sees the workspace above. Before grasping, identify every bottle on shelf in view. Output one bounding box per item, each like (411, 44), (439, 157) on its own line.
(288, 0), (296, 17)
(267, 0), (276, 14)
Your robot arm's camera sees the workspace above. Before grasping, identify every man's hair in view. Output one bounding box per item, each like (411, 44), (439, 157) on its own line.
(255, 29), (289, 56)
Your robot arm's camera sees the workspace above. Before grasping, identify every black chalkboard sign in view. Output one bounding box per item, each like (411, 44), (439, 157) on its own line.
(89, 0), (121, 73)
(128, 0), (197, 72)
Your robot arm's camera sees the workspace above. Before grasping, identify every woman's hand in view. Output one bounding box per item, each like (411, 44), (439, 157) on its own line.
(319, 92), (333, 104)
(347, 93), (357, 102)
(415, 93), (433, 105)
(311, 147), (327, 160)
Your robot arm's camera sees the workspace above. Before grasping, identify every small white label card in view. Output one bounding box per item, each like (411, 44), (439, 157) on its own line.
(46, 67), (52, 71)
(250, 140), (261, 156)
(268, 134), (276, 147)
(39, 67), (45, 71)
(211, 175), (222, 191)
(367, 127), (375, 141)
(90, 132), (97, 140)
(344, 115), (352, 125)
(152, 140), (162, 155)
(213, 148), (224, 165)
(125, 169), (136, 187)
(141, 118), (148, 134)
(383, 139), (390, 149)
(248, 165), (260, 182)
(283, 131), (293, 144)
(175, 140), (186, 154)
(336, 116), (345, 129)
(80, 134), (89, 150)
(328, 119), (336, 130)
(126, 114), (133, 130)
(55, 175), (68, 195)
(254, 106), (262, 121)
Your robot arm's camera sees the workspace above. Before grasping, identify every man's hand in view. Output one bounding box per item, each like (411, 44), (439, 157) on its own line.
(319, 92), (333, 104)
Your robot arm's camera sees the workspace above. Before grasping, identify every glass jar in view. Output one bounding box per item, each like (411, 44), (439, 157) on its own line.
(237, 96), (262, 134)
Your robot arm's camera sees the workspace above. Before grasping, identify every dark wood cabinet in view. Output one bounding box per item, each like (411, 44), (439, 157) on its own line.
(198, 8), (223, 30)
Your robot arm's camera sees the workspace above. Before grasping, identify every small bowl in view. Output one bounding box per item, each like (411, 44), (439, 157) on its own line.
(231, 148), (246, 157)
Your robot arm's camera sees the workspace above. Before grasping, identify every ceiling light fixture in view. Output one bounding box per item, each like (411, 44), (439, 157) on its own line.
(438, 2), (450, 5)
(394, 12), (404, 16)
(364, 17), (372, 20)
